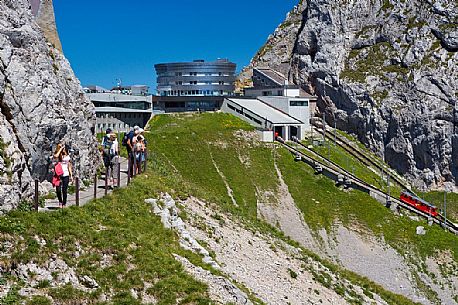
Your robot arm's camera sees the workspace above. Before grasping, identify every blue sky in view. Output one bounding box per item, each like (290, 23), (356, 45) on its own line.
(54, 0), (299, 91)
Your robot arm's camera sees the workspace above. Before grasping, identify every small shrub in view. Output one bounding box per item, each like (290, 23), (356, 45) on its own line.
(36, 279), (51, 288)
(288, 268), (298, 279)
(27, 295), (51, 305)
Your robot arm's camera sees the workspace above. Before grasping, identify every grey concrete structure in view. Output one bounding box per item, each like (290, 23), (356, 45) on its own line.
(154, 59), (236, 112)
(85, 86), (152, 132)
(222, 98), (306, 141)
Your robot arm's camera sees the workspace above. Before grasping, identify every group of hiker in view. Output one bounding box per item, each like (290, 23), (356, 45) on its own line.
(50, 126), (147, 208)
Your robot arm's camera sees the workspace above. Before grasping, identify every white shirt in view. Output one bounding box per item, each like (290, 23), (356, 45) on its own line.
(61, 155), (71, 177)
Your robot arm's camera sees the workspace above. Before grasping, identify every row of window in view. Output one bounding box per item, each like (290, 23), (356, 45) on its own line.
(173, 81), (231, 86)
(290, 100), (309, 107)
(97, 123), (132, 131)
(157, 72), (233, 77)
(96, 112), (146, 119)
(262, 90), (283, 96)
(161, 90), (230, 96)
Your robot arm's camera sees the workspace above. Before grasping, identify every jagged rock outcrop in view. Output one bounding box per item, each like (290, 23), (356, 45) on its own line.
(242, 0), (458, 190)
(30, 0), (62, 51)
(0, 0), (99, 212)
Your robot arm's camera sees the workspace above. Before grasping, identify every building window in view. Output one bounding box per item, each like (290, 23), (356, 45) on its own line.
(176, 81), (182, 85)
(175, 72), (182, 76)
(190, 81), (197, 85)
(290, 100), (309, 106)
(262, 91), (272, 96)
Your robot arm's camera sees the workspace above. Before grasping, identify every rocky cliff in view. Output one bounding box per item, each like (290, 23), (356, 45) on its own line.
(30, 0), (62, 51)
(242, 0), (458, 191)
(0, 0), (99, 212)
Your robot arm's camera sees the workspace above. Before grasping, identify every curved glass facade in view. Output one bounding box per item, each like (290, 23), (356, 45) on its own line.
(155, 59), (236, 97)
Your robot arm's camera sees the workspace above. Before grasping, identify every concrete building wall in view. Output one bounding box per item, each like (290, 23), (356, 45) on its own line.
(259, 96), (311, 133)
(95, 112), (152, 133)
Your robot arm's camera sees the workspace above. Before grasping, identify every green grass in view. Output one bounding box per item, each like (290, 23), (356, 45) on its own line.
(298, 138), (403, 198)
(146, 113), (454, 305)
(419, 191), (458, 223)
(2, 113), (456, 305)
(0, 173), (214, 304)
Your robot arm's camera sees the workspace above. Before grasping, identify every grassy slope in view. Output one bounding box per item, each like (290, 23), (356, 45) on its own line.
(0, 176), (212, 304)
(146, 113), (458, 304)
(1, 113), (456, 305)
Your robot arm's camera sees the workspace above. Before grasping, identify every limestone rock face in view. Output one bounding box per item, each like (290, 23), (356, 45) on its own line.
(31, 0), (63, 52)
(0, 0), (99, 212)
(243, 0), (458, 190)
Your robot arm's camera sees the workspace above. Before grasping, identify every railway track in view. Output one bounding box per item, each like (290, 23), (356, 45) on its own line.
(313, 123), (411, 192)
(276, 138), (458, 235)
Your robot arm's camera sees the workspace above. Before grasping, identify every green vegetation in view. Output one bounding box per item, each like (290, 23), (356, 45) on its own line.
(299, 138), (402, 198)
(420, 191), (458, 223)
(0, 172), (216, 304)
(149, 113), (426, 304)
(341, 42), (409, 84)
(1, 113), (456, 304)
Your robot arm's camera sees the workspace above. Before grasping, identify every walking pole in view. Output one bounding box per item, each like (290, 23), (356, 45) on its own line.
(34, 179), (39, 212)
(105, 167), (108, 196)
(75, 177), (80, 207)
(93, 173), (97, 199)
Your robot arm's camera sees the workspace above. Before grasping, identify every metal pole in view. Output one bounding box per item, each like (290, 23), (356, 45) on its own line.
(75, 177), (80, 207)
(143, 148), (147, 172)
(127, 157), (131, 185)
(34, 179), (39, 212)
(333, 114), (336, 146)
(133, 148), (137, 177)
(117, 158), (121, 188)
(322, 112), (325, 144)
(444, 190), (447, 228)
(105, 167), (108, 196)
(93, 173), (97, 199)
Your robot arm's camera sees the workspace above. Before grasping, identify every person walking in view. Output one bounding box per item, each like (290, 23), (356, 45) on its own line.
(54, 144), (73, 208)
(101, 130), (117, 186)
(135, 134), (145, 174)
(126, 126), (139, 177)
(108, 133), (119, 187)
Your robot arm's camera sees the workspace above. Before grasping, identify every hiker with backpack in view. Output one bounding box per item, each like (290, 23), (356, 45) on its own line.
(122, 126), (139, 177)
(101, 130), (118, 187)
(53, 143), (73, 208)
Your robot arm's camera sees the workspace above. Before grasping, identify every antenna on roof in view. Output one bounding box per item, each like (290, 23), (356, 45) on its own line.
(116, 78), (122, 88)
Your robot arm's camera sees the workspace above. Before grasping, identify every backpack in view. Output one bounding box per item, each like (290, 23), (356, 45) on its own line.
(121, 132), (129, 147)
(102, 137), (113, 157)
(54, 162), (64, 176)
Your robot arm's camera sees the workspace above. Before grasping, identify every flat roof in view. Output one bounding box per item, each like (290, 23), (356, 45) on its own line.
(87, 93), (152, 102)
(255, 68), (287, 86)
(95, 107), (152, 113)
(226, 98), (302, 125)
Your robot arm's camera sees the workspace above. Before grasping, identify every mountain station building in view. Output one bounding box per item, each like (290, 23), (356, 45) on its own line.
(84, 85), (152, 133)
(152, 59), (236, 113)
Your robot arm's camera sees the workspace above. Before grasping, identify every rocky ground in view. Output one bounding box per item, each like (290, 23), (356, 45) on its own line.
(148, 193), (393, 305)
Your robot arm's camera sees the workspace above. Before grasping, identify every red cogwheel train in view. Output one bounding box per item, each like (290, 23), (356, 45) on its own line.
(399, 191), (438, 217)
